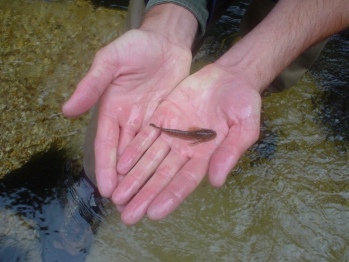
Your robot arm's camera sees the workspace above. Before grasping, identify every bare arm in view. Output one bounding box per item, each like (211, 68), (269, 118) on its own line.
(215, 0), (349, 93)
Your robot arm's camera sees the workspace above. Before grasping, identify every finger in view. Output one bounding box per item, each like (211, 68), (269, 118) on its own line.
(120, 151), (187, 225)
(115, 174), (127, 212)
(112, 137), (171, 206)
(208, 124), (260, 187)
(117, 125), (138, 159)
(147, 157), (209, 221)
(62, 49), (118, 117)
(116, 200), (130, 213)
(116, 124), (160, 175)
(94, 106), (120, 198)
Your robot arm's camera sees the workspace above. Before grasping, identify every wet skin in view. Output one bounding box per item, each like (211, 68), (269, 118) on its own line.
(150, 123), (217, 145)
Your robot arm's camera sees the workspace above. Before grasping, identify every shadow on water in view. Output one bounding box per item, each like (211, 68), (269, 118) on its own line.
(88, 0), (128, 10)
(311, 29), (349, 143)
(0, 143), (106, 262)
(194, 1), (252, 63)
(41, 0), (129, 9)
(246, 29), (349, 169)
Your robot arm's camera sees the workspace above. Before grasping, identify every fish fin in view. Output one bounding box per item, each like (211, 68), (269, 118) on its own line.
(189, 140), (202, 146)
(188, 126), (202, 131)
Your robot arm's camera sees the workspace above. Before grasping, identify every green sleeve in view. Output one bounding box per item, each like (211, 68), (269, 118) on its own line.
(145, 0), (209, 36)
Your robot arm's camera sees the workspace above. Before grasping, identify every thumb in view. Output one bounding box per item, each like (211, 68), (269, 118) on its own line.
(62, 48), (118, 117)
(208, 122), (260, 187)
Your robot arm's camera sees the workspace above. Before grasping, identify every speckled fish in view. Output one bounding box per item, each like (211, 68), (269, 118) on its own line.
(150, 123), (217, 145)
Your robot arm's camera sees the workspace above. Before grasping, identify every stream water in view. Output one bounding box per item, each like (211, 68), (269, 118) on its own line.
(1, 0), (349, 261)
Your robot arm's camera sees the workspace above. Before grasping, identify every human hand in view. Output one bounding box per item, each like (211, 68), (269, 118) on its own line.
(113, 63), (262, 224)
(62, 28), (193, 197)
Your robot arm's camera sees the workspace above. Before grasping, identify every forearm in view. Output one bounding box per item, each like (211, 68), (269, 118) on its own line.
(215, 0), (349, 93)
(140, 3), (199, 50)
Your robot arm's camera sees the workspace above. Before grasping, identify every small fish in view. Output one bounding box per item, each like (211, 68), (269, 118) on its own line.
(150, 123), (217, 145)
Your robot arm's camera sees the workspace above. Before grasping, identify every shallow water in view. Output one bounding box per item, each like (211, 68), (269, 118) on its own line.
(0, 0), (126, 174)
(1, 0), (349, 261)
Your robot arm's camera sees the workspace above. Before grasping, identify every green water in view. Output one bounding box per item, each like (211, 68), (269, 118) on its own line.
(1, 0), (349, 261)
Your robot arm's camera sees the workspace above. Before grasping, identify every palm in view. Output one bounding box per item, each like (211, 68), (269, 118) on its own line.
(62, 29), (192, 197)
(113, 64), (262, 225)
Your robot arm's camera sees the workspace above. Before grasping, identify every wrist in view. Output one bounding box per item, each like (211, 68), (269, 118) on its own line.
(214, 38), (275, 94)
(140, 3), (198, 50)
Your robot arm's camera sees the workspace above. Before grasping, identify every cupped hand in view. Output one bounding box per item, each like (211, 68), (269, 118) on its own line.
(113, 63), (262, 225)
(62, 29), (192, 197)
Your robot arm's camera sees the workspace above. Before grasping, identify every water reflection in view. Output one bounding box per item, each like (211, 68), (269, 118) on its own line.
(0, 144), (106, 261)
